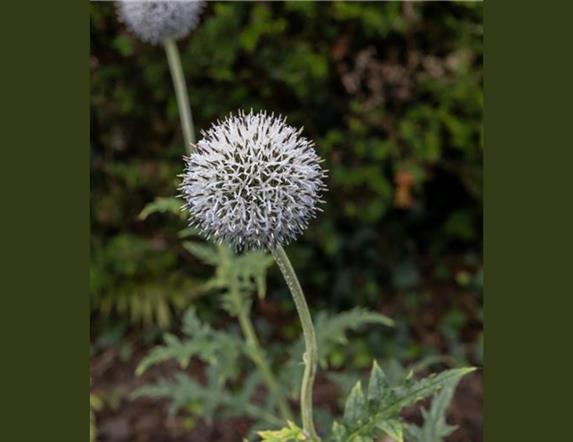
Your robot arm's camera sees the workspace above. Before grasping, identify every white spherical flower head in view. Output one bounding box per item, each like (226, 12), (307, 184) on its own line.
(118, 0), (205, 45)
(180, 111), (327, 251)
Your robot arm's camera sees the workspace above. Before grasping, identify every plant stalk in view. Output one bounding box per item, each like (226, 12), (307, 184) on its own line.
(271, 245), (320, 441)
(235, 300), (293, 421)
(232, 291), (294, 422)
(163, 38), (195, 153)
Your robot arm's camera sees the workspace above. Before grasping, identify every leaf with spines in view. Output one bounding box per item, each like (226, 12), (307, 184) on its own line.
(343, 381), (367, 425)
(133, 369), (280, 427)
(315, 308), (393, 368)
(377, 419), (403, 442)
(258, 421), (308, 441)
(188, 244), (273, 315)
(388, 367), (475, 414)
(135, 333), (196, 375)
(367, 360), (388, 403)
(132, 372), (207, 417)
(330, 362), (475, 441)
(281, 308), (394, 397)
(405, 376), (465, 442)
(233, 249), (274, 299)
(183, 241), (221, 266)
(317, 309), (394, 347)
(136, 308), (242, 376)
(139, 196), (185, 220)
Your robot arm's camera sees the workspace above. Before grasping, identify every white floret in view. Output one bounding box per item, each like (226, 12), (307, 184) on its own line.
(180, 111), (327, 250)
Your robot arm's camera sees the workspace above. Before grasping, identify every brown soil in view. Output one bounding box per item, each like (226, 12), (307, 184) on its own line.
(92, 342), (482, 442)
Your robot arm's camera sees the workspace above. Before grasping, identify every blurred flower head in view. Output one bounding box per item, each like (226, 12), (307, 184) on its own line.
(180, 111), (327, 251)
(117, 0), (205, 45)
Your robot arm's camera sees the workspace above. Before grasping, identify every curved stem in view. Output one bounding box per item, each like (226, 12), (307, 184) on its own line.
(163, 38), (195, 154)
(271, 245), (320, 441)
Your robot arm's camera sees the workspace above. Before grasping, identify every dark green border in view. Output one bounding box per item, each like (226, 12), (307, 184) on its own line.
(485, 2), (573, 442)
(2, 1), (573, 441)
(0, 1), (88, 441)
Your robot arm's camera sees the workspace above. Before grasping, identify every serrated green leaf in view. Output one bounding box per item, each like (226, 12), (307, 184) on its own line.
(258, 421), (307, 441)
(282, 308), (395, 399)
(331, 420), (347, 442)
(405, 375), (466, 442)
(183, 241), (220, 266)
(316, 308), (394, 362)
(332, 364), (475, 441)
(391, 368), (476, 413)
(136, 307), (243, 378)
(377, 419), (403, 442)
(344, 381), (366, 425)
(367, 360), (388, 403)
(181, 307), (212, 337)
(138, 196), (183, 220)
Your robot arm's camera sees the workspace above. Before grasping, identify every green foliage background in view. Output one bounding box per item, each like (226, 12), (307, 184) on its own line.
(91, 1), (482, 334)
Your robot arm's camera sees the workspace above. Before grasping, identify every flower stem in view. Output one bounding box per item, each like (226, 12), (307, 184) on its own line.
(271, 245), (320, 441)
(162, 32), (295, 433)
(163, 38), (195, 153)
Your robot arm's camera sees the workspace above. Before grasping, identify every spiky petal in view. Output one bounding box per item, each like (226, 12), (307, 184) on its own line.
(180, 111), (327, 251)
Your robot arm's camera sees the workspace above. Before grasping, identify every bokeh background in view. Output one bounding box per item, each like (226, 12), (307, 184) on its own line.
(90, 2), (483, 441)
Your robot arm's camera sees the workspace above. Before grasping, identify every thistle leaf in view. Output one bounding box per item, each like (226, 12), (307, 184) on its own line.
(316, 308), (394, 365)
(136, 308), (242, 377)
(331, 362), (475, 441)
(281, 308), (395, 400)
(138, 196), (183, 220)
(183, 241), (221, 266)
(377, 419), (403, 442)
(343, 381), (366, 426)
(390, 367), (476, 414)
(367, 360), (387, 404)
(258, 421), (307, 441)
(405, 376), (466, 442)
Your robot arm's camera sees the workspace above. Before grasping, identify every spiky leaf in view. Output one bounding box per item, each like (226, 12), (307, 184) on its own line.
(367, 360), (388, 403)
(377, 419), (403, 442)
(183, 241), (221, 266)
(343, 381), (367, 425)
(405, 376), (465, 442)
(331, 362), (475, 441)
(138, 196), (184, 220)
(282, 308), (394, 397)
(136, 308), (242, 377)
(258, 421), (308, 441)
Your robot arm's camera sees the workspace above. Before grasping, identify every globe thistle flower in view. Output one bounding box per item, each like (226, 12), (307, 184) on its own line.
(117, 0), (205, 45)
(180, 111), (327, 251)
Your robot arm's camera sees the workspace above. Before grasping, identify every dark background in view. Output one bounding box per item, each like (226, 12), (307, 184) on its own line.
(90, 2), (482, 441)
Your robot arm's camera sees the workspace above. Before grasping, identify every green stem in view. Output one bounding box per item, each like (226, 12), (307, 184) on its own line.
(238, 301), (294, 422)
(163, 38), (195, 154)
(271, 245), (320, 441)
(229, 271), (294, 423)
